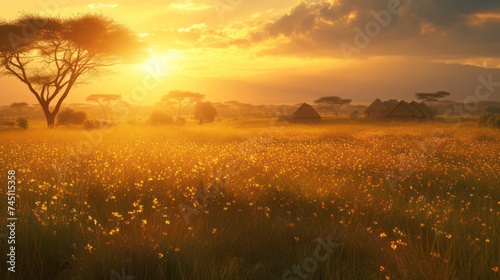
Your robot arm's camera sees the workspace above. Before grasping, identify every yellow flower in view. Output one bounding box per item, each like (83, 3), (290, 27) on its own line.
(84, 243), (94, 253)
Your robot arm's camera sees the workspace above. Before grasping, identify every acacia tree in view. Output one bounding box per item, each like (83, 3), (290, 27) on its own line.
(10, 102), (28, 117)
(314, 96), (352, 117)
(415, 91), (451, 110)
(87, 94), (122, 120)
(224, 100), (241, 117)
(194, 102), (217, 124)
(0, 14), (141, 128)
(162, 90), (204, 121)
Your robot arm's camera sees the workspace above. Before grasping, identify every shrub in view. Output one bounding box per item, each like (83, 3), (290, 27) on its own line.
(98, 121), (115, 129)
(148, 111), (173, 126)
(478, 113), (492, 126)
(57, 108), (87, 125)
(486, 105), (500, 114)
(16, 117), (28, 129)
(495, 117), (500, 128)
(487, 115), (498, 128)
(475, 132), (496, 142)
(479, 113), (500, 128)
(83, 120), (100, 130)
(194, 102), (217, 124)
(176, 116), (186, 125)
(0, 119), (16, 126)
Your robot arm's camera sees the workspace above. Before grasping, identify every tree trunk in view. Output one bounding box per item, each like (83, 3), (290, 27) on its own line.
(40, 103), (56, 128)
(46, 113), (56, 128)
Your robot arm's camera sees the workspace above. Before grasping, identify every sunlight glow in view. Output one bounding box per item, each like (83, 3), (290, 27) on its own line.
(141, 51), (176, 75)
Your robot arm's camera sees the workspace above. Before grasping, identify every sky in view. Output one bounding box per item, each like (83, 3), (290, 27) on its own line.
(1, 0), (500, 106)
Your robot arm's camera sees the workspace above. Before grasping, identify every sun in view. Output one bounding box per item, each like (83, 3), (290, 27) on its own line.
(140, 51), (175, 76)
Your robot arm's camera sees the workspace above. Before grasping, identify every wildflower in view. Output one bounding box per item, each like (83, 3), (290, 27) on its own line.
(84, 243), (94, 253)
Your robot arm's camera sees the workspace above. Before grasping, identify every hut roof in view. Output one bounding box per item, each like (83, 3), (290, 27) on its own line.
(388, 101), (425, 118)
(293, 103), (321, 118)
(365, 99), (388, 112)
(417, 102), (435, 117)
(411, 101), (434, 118)
(384, 99), (399, 110)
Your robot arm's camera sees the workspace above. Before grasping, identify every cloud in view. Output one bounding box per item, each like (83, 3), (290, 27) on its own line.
(88, 3), (119, 9)
(145, 23), (227, 51)
(228, 0), (500, 59)
(169, 0), (212, 11)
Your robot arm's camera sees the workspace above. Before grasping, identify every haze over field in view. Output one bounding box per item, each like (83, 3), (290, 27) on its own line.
(1, 0), (500, 105)
(2, 2), (500, 279)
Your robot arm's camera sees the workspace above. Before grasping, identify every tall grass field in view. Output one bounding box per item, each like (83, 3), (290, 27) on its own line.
(1, 119), (499, 279)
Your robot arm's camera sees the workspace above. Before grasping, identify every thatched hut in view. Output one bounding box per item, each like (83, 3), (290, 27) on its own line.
(384, 99), (399, 111)
(365, 99), (389, 119)
(279, 103), (321, 123)
(387, 101), (433, 122)
(411, 101), (435, 118)
(365, 99), (399, 119)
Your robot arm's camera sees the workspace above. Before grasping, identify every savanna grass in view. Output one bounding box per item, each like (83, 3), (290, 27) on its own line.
(0, 120), (499, 279)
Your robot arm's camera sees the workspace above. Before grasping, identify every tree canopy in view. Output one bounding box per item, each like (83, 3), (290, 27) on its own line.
(314, 96), (352, 116)
(414, 91), (451, 114)
(87, 94), (122, 120)
(10, 102), (28, 107)
(415, 91), (451, 106)
(162, 90), (205, 121)
(0, 14), (143, 127)
(194, 102), (217, 124)
(10, 102), (29, 117)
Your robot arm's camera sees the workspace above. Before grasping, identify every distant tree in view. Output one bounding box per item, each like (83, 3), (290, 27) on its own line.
(57, 108), (87, 125)
(314, 96), (352, 117)
(86, 94), (122, 120)
(256, 105), (266, 116)
(194, 102), (217, 124)
(0, 120), (15, 127)
(0, 14), (142, 128)
(148, 111), (173, 126)
(480, 113), (500, 128)
(415, 91), (451, 110)
(162, 91), (204, 121)
(16, 117), (28, 129)
(225, 100), (241, 116)
(486, 106), (500, 114)
(83, 120), (100, 130)
(10, 102), (28, 117)
(238, 103), (255, 116)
